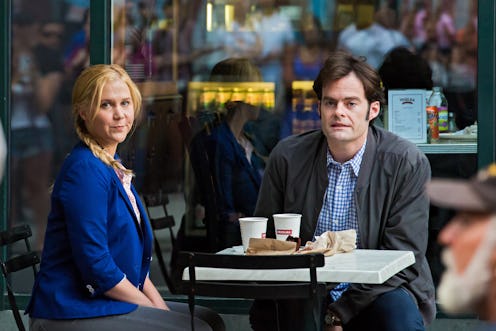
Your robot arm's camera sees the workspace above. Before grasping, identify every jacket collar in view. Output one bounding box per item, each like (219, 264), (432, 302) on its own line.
(221, 122), (262, 185)
(111, 168), (145, 238)
(356, 126), (378, 190)
(315, 127), (378, 190)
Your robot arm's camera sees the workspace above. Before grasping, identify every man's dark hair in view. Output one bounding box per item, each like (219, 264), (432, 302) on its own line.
(313, 51), (385, 105)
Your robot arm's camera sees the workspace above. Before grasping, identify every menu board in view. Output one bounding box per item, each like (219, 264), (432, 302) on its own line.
(387, 89), (427, 143)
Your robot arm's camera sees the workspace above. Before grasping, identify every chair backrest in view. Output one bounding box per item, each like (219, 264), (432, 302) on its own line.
(143, 192), (178, 294)
(177, 252), (327, 331)
(188, 129), (221, 252)
(0, 224), (40, 331)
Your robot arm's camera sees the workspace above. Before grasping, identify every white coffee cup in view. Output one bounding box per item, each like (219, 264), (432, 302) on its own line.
(239, 217), (268, 251)
(273, 213), (302, 240)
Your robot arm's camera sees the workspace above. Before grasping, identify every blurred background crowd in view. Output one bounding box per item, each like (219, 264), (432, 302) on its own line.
(7, 0), (478, 280)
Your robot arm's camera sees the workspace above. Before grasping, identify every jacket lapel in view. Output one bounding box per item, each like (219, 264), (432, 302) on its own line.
(356, 127), (377, 190)
(224, 126), (262, 185)
(235, 142), (262, 185)
(133, 185), (153, 253)
(112, 171), (143, 237)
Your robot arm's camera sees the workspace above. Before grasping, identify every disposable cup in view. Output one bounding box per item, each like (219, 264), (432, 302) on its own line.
(273, 213), (301, 240)
(239, 217), (268, 251)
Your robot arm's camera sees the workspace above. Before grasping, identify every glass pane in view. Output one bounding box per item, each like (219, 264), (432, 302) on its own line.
(7, 0), (478, 296)
(9, 0), (90, 293)
(111, 1), (186, 291)
(111, 1), (478, 283)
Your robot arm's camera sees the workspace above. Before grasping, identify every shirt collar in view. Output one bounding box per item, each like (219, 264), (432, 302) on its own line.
(326, 140), (367, 177)
(114, 166), (133, 186)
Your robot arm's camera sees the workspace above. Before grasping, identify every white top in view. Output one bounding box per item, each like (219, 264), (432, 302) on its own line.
(114, 167), (141, 222)
(183, 247), (415, 284)
(337, 23), (411, 69)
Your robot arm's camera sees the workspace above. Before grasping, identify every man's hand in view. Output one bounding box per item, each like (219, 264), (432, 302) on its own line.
(324, 309), (342, 330)
(324, 325), (343, 331)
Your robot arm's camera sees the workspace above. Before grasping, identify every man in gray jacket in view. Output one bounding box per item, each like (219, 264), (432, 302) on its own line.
(250, 51), (436, 331)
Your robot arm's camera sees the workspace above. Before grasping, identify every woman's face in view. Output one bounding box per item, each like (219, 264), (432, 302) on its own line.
(80, 79), (135, 155)
(243, 103), (260, 121)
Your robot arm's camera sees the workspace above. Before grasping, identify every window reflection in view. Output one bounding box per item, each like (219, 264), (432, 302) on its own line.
(11, 12), (63, 252)
(7, 0), (479, 292)
(9, 0), (90, 293)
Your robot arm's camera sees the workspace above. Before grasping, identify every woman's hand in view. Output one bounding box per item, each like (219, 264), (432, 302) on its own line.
(104, 276), (169, 311)
(143, 276), (170, 311)
(104, 277), (155, 307)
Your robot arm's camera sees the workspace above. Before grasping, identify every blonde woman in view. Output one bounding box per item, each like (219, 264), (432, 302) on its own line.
(26, 64), (224, 331)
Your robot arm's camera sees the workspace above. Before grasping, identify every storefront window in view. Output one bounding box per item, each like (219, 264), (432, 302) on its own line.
(5, 0), (479, 295)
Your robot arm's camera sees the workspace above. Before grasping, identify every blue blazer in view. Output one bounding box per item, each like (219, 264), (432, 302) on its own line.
(206, 122), (262, 222)
(26, 142), (153, 319)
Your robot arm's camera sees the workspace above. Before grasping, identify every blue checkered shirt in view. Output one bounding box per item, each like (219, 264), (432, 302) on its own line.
(314, 141), (366, 302)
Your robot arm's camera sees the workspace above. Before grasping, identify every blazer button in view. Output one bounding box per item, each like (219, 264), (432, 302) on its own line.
(86, 284), (95, 295)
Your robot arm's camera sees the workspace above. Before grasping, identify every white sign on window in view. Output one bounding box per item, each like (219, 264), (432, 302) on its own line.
(387, 89), (427, 143)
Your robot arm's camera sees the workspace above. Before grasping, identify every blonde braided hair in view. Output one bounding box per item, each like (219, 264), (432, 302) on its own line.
(72, 64), (142, 174)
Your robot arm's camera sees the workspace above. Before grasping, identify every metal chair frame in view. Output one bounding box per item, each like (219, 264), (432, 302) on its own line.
(0, 224), (40, 331)
(143, 192), (178, 294)
(178, 251), (327, 331)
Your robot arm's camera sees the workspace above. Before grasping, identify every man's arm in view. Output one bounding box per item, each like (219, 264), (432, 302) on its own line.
(36, 71), (63, 113)
(330, 150), (432, 324)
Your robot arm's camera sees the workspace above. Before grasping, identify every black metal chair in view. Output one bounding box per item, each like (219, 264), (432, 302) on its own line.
(178, 252), (327, 331)
(143, 192), (178, 294)
(188, 129), (221, 252)
(0, 224), (40, 331)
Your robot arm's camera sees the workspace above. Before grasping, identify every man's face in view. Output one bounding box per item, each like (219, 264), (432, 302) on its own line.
(437, 212), (496, 315)
(439, 212), (492, 273)
(318, 72), (379, 157)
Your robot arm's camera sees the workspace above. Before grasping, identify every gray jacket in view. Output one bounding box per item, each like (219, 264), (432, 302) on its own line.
(254, 126), (436, 325)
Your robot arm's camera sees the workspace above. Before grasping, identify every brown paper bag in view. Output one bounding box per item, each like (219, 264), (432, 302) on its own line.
(297, 229), (357, 257)
(246, 238), (297, 255)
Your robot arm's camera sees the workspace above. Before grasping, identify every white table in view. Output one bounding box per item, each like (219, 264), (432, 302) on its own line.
(183, 247), (415, 284)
